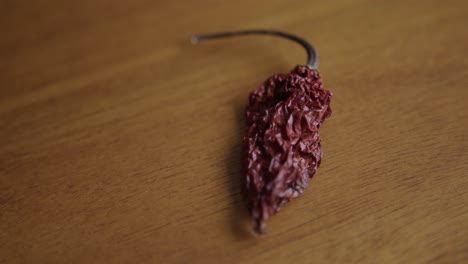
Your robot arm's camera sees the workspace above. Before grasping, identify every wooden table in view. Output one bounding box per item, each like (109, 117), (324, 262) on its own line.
(1, 1), (467, 263)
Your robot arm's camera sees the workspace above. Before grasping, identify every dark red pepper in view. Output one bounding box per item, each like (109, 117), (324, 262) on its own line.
(192, 30), (332, 235)
(243, 65), (332, 234)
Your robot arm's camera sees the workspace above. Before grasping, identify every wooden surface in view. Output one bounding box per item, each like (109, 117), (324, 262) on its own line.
(1, 0), (467, 263)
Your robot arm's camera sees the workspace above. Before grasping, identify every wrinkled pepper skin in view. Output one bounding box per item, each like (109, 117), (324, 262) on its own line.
(243, 65), (332, 234)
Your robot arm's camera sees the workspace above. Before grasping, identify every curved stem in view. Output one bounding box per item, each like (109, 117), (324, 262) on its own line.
(191, 29), (318, 69)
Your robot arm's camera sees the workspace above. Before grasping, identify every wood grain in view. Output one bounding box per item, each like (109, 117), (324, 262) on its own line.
(1, 0), (467, 263)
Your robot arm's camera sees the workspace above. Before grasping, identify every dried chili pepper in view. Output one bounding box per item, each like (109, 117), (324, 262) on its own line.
(192, 30), (332, 235)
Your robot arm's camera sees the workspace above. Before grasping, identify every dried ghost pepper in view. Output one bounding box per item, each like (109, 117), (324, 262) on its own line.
(192, 30), (332, 235)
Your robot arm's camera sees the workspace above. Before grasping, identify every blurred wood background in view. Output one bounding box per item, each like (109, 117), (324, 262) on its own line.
(1, 0), (467, 263)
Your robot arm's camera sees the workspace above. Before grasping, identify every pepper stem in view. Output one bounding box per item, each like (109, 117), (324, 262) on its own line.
(191, 30), (319, 69)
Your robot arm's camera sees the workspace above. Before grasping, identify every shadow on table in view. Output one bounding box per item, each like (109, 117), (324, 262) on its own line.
(225, 102), (252, 239)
